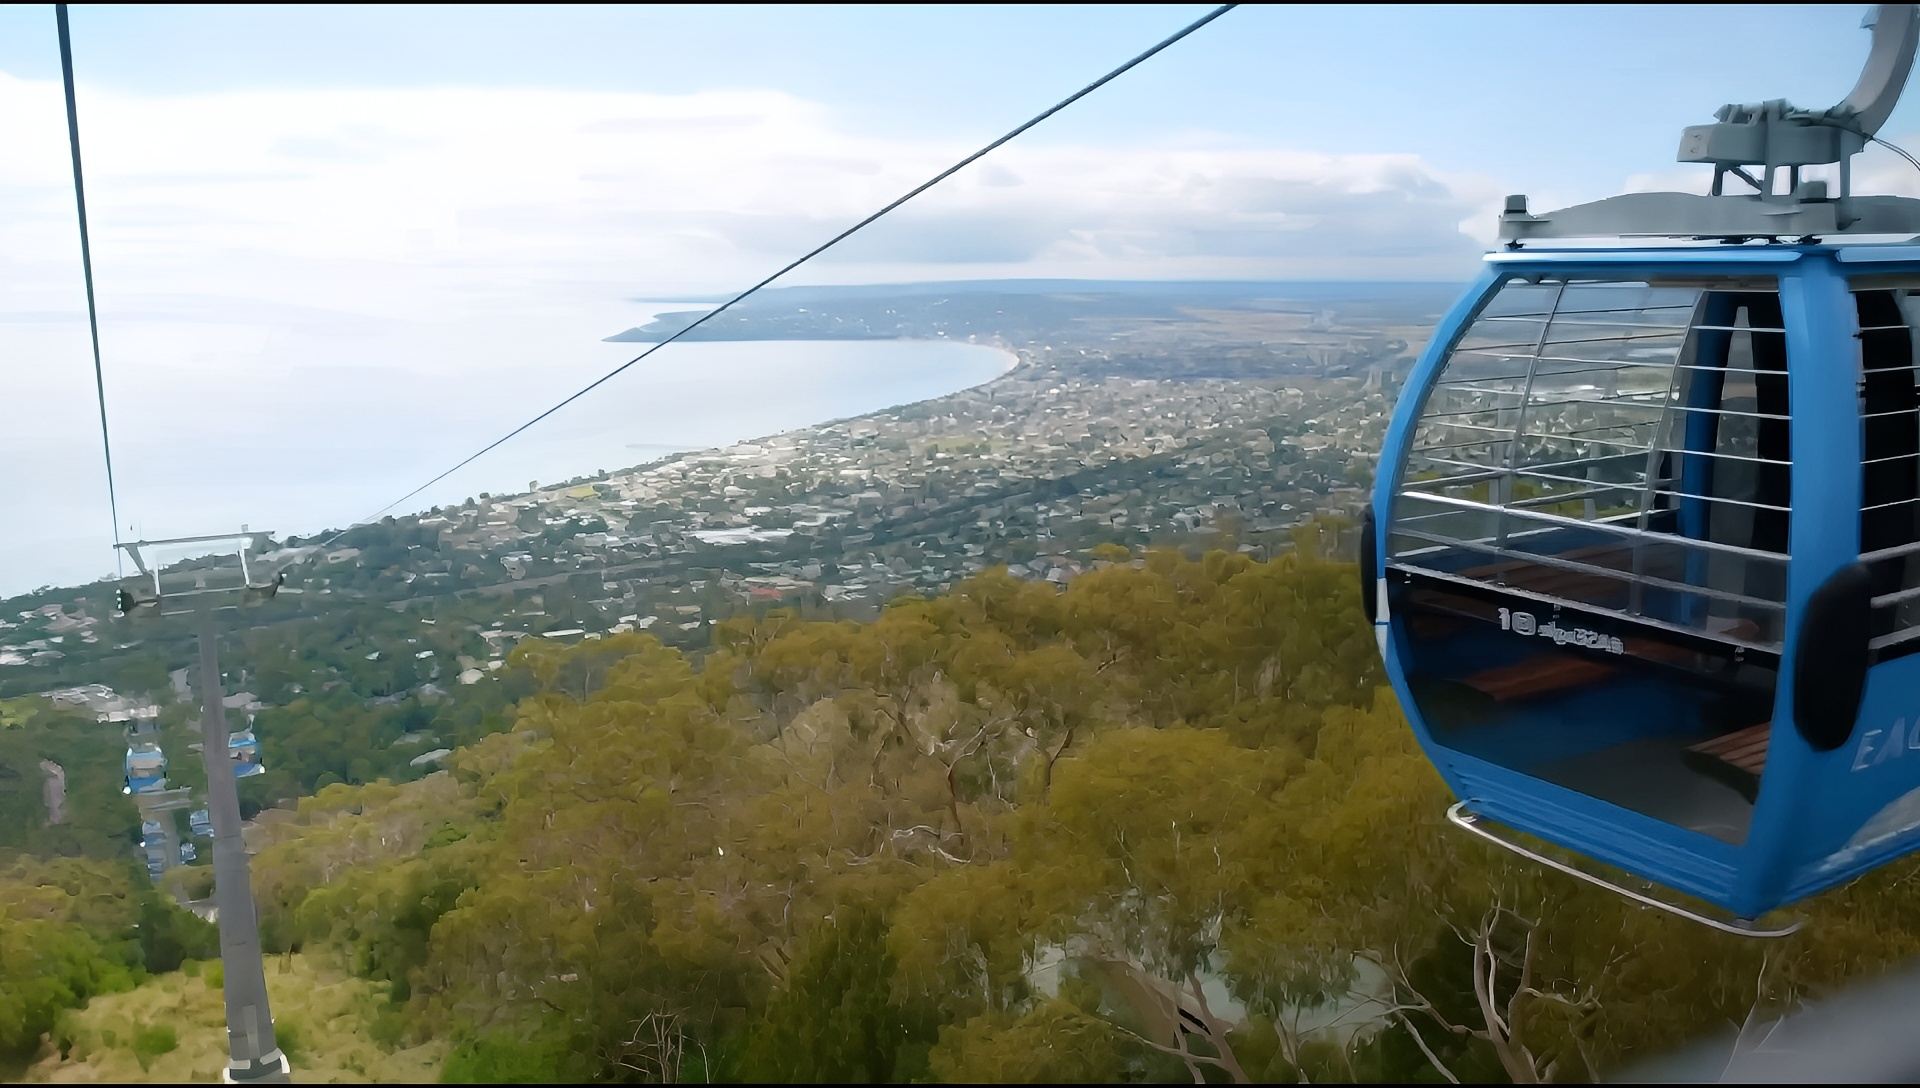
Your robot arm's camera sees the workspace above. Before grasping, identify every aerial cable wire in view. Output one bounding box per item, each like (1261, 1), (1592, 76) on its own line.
(55, 2), (125, 577)
(1806, 117), (1920, 182)
(1867, 132), (1920, 178)
(333, 2), (1239, 540)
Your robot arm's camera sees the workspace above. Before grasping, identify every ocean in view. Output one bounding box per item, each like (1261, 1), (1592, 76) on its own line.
(0, 300), (1012, 596)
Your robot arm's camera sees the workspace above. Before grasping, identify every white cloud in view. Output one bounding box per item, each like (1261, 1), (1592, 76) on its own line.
(0, 71), (1496, 316)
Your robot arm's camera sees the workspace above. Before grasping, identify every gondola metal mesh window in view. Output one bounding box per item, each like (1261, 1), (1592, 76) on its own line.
(1389, 277), (1792, 651)
(1854, 281), (1920, 656)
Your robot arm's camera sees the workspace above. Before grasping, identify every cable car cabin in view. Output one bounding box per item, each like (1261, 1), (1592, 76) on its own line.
(124, 745), (167, 795)
(229, 726), (264, 778)
(115, 530), (287, 619)
(1368, 244), (1920, 920)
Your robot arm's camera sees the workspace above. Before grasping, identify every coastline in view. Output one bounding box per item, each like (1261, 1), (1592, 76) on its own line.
(3, 337), (1023, 596)
(509, 337), (1022, 505)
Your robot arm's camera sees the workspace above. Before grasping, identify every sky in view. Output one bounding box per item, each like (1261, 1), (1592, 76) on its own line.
(3, 3), (1919, 594)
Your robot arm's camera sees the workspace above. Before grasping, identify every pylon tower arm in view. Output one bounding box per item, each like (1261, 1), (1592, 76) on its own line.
(1840, 3), (1920, 138)
(1502, 4), (1920, 242)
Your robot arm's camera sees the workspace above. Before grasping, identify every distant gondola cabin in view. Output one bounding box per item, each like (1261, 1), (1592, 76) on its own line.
(124, 745), (166, 795)
(229, 726), (264, 778)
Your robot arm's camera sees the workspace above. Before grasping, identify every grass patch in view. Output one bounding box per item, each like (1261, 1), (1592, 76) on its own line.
(21, 953), (446, 1083)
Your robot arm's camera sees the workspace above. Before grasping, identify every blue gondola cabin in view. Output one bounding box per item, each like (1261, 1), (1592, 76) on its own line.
(1369, 244), (1920, 919)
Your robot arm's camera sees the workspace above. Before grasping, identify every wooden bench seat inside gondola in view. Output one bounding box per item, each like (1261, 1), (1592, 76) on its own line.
(1400, 586), (1617, 701)
(1466, 655), (1617, 702)
(1682, 722), (1771, 803)
(1462, 614), (1762, 701)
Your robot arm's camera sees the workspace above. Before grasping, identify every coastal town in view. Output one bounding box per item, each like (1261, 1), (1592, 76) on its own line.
(3, 284), (1429, 693)
(303, 352), (1390, 629)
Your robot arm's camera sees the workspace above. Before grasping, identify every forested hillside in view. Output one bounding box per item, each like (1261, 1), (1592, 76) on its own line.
(11, 537), (1900, 1082)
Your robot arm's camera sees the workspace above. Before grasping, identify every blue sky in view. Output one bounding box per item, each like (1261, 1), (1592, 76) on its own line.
(3, 3), (1917, 594)
(2, 4), (1912, 206)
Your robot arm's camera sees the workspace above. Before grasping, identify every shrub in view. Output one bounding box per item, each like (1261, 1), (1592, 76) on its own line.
(440, 1027), (582, 1083)
(274, 1017), (305, 1065)
(131, 1024), (177, 1070)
